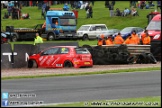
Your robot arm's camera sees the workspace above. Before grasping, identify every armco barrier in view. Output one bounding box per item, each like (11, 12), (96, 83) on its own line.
(1, 44), (13, 69)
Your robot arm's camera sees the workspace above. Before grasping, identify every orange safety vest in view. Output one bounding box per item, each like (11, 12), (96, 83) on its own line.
(124, 36), (137, 44)
(143, 36), (151, 45)
(114, 35), (124, 44)
(131, 34), (140, 44)
(141, 33), (146, 42)
(105, 39), (113, 45)
(98, 40), (103, 46)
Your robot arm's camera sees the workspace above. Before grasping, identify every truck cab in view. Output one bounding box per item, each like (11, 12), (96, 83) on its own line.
(41, 10), (77, 40)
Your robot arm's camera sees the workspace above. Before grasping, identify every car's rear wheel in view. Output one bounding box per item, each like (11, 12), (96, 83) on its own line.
(63, 61), (73, 68)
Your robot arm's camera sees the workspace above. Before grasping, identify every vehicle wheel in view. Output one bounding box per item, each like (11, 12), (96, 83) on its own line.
(64, 61), (73, 68)
(47, 33), (55, 41)
(147, 53), (157, 64)
(11, 35), (18, 42)
(127, 55), (136, 64)
(28, 60), (33, 68)
(82, 34), (89, 41)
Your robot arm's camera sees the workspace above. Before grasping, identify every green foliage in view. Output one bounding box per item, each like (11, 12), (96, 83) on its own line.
(1, 1), (158, 30)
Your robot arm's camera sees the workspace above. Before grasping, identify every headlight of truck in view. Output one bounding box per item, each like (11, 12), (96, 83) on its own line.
(153, 34), (160, 39)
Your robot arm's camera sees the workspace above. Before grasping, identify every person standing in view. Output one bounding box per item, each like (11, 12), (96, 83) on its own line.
(105, 36), (114, 45)
(114, 33), (124, 44)
(131, 30), (140, 44)
(142, 33), (151, 45)
(89, 5), (93, 18)
(34, 33), (43, 45)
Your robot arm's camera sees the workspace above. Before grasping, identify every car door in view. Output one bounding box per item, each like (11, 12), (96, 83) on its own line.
(38, 47), (60, 68)
(88, 25), (96, 39)
(53, 47), (71, 68)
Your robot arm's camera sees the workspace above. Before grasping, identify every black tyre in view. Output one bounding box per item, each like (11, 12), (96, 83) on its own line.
(127, 55), (136, 64)
(82, 34), (89, 41)
(11, 35), (18, 42)
(136, 53), (147, 64)
(47, 33), (55, 41)
(118, 52), (129, 63)
(97, 49), (105, 57)
(28, 60), (33, 68)
(64, 61), (73, 68)
(147, 53), (157, 64)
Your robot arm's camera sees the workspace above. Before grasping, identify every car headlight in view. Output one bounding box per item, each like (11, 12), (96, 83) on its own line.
(77, 32), (83, 35)
(153, 34), (160, 39)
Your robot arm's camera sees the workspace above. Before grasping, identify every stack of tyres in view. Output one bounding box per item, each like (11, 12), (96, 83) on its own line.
(82, 44), (130, 65)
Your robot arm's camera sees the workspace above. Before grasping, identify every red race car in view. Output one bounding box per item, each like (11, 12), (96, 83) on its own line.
(28, 46), (93, 68)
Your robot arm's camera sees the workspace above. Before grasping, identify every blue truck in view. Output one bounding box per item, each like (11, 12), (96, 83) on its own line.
(41, 10), (77, 40)
(4, 10), (77, 41)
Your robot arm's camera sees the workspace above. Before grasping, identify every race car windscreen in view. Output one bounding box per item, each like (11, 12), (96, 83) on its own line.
(146, 21), (161, 30)
(60, 19), (76, 26)
(75, 48), (90, 54)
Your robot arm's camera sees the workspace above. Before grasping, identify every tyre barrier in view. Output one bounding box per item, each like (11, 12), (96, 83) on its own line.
(82, 44), (157, 65)
(136, 53), (157, 64)
(83, 44), (131, 65)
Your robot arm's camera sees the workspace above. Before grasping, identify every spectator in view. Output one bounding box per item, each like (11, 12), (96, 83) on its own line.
(131, 30), (140, 44)
(89, 5), (93, 18)
(115, 8), (122, 16)
(143, 32), (151, 45)
(86, 8), (89, 18)
(41, 3), (46, 19)
(123, 8), (130, 16)
(105, 1), (110, 8)
(141, 30), (147, 44)
(131, 7), (139, 16)
(114, 33), (124, 44)
(157, 1), (161, 10)
(7, 6), (12, 16)
(3, 12), (9, 19)
(45, 3), (50, 13)
(123, 35), (137, 44)
(105, 36), (114, 45)
(109, 3), (114, 17)
(63, 3), (69, 11)
(34, 33), (43, 45)
(97, 38), (103, 46)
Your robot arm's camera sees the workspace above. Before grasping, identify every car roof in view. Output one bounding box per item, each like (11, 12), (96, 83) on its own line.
(123, 27), (143, 29)
(81, 24), (106, 26)
(49, 46), (77, 48)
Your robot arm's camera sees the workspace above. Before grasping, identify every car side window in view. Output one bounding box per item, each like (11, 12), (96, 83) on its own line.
(41, 48), (59, 55)
(100, 26), (107, 31)
(96, 26), (102, 31)
(90, 26), (96, 31)
(59, 47), (69, 54)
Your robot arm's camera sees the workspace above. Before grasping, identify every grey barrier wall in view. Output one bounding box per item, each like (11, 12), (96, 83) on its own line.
(1, 44), (13, 69)
(13, 44), (34, 68)
(1, 42), (79, 69)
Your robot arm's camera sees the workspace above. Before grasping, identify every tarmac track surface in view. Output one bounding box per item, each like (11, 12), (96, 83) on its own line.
(1, 70), (161, 107)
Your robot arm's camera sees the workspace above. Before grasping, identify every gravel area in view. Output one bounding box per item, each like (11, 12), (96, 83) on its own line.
(1, 62), (161, 78)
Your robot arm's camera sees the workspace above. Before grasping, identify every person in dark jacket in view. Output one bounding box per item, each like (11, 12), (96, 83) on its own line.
(89, 5), (93, 18)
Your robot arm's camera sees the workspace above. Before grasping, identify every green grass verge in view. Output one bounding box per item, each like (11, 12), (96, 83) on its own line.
(2, 67), (160, 80)
(42, 96), (161, 107)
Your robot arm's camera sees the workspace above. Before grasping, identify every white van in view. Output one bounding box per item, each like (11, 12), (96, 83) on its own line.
(77, 24), (109, 40)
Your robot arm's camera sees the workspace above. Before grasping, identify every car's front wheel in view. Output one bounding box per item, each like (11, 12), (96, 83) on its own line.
(82, 34), (89, 41)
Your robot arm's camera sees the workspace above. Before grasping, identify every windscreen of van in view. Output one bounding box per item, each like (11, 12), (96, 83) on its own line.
(60, 19), (76, 26)
(78, 26), (90, 31)
(146, 20), (161, 30)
